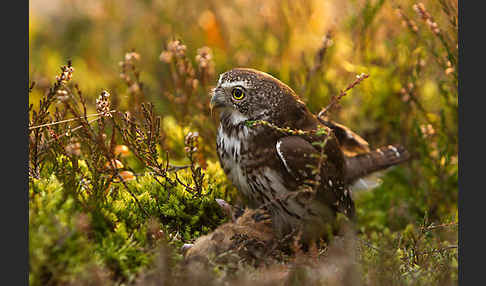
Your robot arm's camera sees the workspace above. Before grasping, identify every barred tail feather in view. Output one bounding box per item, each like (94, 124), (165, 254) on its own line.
(344, 144), (410, 184)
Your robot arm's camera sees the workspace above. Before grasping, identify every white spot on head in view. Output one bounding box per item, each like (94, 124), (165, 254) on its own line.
(220, 80), (250, 89)
(328, 180), (333, 187)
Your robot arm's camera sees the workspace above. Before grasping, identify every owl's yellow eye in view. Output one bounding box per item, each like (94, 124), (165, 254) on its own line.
(231, 87), (245, 100)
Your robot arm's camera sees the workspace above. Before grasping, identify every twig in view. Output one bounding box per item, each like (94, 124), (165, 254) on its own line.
(396, 6), (419, 34)
(420, 222), (457, 232)
(318, 73), (369, 118)
(417, 245), (458, 256)
(29, 110), (116, 130)
(245, 119), (330, 137)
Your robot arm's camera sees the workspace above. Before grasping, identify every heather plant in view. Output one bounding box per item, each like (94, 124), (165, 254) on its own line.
(29, 0), (457, 285)
(29, 60), (234, 284)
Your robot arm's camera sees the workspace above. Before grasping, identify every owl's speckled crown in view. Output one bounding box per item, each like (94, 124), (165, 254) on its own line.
(217, 68), (299, 98)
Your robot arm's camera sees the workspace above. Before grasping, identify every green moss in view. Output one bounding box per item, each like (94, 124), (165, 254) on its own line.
(29, 159), (231, 284)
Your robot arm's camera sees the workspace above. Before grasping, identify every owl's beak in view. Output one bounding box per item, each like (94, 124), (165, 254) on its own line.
(209, 90), (229, 115)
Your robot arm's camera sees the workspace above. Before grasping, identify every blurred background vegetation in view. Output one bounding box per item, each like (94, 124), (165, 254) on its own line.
(29, 0), (457, 285)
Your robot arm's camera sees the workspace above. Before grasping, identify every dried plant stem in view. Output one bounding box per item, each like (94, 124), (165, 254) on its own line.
(245, 119), (329, 137)
(42, 117), (99, 148)
(318, 73), (369, 118)
(420, 221), (457, 232)
(29, 110), (116, 130)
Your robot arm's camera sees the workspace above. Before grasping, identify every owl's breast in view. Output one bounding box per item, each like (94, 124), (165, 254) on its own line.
(216, 125), (252, 197)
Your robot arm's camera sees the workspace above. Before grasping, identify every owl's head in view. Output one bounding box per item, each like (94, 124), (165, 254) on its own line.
(210, 68), (308, 125)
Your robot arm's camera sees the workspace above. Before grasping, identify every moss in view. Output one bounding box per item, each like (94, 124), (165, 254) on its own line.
(29, 160), (231, 284)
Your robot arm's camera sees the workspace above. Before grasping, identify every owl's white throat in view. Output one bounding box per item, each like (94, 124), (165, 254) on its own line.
(222, 110), (249, 125)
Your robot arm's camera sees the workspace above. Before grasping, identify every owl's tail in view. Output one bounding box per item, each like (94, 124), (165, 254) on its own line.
(344, 144), (410, 186)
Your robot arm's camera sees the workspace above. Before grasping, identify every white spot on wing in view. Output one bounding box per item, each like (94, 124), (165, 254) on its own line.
(389, 145), (400, 157)
(276, 140), (292, 175)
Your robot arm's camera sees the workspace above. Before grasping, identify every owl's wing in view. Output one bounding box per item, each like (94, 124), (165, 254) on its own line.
(275, 136), (320, 182)
(276, 136), (355, 218)
(318, 118), (370, 156)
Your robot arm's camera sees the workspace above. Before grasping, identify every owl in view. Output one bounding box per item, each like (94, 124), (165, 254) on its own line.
(210, 68), (409, 241)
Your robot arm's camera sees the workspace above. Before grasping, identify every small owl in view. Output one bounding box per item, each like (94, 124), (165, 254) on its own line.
(210, 68), (409, 241)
